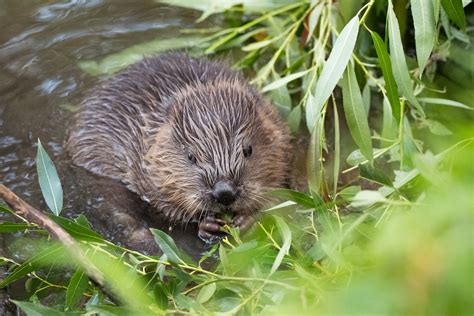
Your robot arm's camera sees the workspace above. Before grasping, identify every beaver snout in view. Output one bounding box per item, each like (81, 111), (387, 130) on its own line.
(212, 180), (239, 206)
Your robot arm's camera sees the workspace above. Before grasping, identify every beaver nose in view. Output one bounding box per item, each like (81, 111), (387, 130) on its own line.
(212, 181), (237, 206)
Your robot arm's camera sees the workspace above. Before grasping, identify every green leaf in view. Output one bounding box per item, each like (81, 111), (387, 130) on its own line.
(306, 2), (324, 43)
(268, 189), (315, 208)
(287, 105), (302, 133)
(387, 1), (424, 116)
(307, 120), (323, 196)
(418, 97), (474, 110)
(440, 0), (466, 30)
(351, 190), (388, 207)
(0, 204), (14, 215)
(78, 36), (206, 76)
(0, 222), (30, 233)
(0, 244), (63, 288)
(242, 37), (278, 51)
(50, 215), (104, 243)
(306, 15), (360, 131)
(370, 30), (401, 122)
(333, 102), (340, 196)
(305, 92), (321, 132)
(268, 72), (292, 116)
(346, 147), (392, 166)
(425, 119), (453, 135)
(197, 283), (217, 303)
(262, 68), (312, 92)
(65, 270), (89, 310)
(150, 229), (192, 264)
(36, 139), (63, 215)
(12, 300), (67, 316)
(381, 96), (398, 147)
(153, 283), (169, 310)
(341, 63), (373, 165)
(270, 216), (292, 274)
(337, 185), (361, 201)
(155, 0), (299, 21)
(362, 82), (371, 117)
(411, 0), (437, 74)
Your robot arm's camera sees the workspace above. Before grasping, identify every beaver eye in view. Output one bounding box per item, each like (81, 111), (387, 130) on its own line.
(243, 145), (253, 158)
(188, 152), (197, 164)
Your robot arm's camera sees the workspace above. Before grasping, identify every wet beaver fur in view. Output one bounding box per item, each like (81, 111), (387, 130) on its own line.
(67, 53), (292, 242)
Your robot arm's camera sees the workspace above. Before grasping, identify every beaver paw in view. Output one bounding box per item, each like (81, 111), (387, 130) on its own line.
(232, 215), (254, 233)
(198, 216), (226, 244)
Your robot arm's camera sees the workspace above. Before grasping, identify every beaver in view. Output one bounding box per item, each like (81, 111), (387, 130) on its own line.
(67, 53), (292, 243)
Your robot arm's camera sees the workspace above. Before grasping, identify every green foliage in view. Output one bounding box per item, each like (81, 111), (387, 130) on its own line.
(2, 0), (473, 315)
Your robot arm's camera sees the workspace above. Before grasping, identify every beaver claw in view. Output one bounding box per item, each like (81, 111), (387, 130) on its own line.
(198, 214), (256, 244)
(198, 215), (226, 244)
(232, 215), (254, 233)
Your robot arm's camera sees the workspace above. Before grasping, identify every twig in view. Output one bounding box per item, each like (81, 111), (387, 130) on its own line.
(0, 184), (120, 305)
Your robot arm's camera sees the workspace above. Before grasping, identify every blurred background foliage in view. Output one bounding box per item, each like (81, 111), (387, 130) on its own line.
(1, 0), (473, 315)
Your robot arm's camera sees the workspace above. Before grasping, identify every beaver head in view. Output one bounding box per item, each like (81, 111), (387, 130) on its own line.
(144, 79), (291, 224)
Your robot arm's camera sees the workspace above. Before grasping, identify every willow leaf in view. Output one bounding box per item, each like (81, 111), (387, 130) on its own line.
(306, 15), (359, 131)
(271, 216), (292, 274)
(387, 1), (424, 116)
(370, 30), (401, 122)
(341, 63), (373, 165)
(37, 139), (63, 215)
(65, 270), (89, 309)
(411, 0), (436, 74)
(440, 0), (466, 30)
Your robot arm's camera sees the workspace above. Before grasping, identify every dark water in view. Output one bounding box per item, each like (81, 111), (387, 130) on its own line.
(0, 0), (220, 261)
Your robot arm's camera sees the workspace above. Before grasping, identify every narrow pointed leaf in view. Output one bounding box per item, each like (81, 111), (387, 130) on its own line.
(307, 120), (323, 195)
(12, 300), (65, 316)
(0, 245), (63, 288)
(287, 105), (302, 133)
(262, 68), (311, 92)
(418, 97), (474, 110)
(370, 30), (401, 122)
(333, 102), (340, 196)
(387, 1), (424, 116)
(36, 139), (63, 215)
(0, 222), (30, 233)
(306, 1), (324, 44)
(411, 0), (436, 74)
(306, 15), (360, 130)
(381, 95), (398, 147)
(151, 229), (192, 264)
(268, 189), (315, 208)
(341, 64), (373, 165)
(440, 0), (466, 30)
(270, 216), (292, 274)
(65, 270), (89, 309)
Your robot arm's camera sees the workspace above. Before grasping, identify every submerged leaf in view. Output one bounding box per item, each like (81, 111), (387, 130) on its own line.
(306, 15), (360, 131)
(36, 139), (63, 215)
